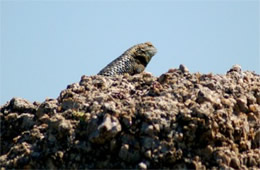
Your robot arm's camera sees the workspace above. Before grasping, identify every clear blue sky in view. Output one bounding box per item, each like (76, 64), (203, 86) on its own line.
(1, 0), (259, 105)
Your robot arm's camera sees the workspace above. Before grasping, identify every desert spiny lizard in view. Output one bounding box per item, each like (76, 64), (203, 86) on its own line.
(98, 42), (157, 76)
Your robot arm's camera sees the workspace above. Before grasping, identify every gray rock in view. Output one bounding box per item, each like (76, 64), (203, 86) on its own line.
(36, 99), (58, 118)
(179, 64), (189, 73)
(89, 114), (121, 144)
(138, 162), (147, 169)
(1, 67), (259, 169)
(10, 97), (36, 113)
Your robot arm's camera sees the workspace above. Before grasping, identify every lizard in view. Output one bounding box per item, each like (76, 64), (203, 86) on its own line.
(98, 42), (157, 76)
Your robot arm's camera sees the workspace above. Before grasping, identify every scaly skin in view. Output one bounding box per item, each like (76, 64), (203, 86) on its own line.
(98, 42), (157, 76)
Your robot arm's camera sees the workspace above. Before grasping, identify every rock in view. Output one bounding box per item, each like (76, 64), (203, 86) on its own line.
(36, 99), (58, 118)
(237, 95), (248, 113)
(228, 64), (242, 73)
(119, 144), (130, 161)
(230, 156), (240, 169)
(19, 113), (35, 130)
(119, 144), (140, 163)
(138, 162), (147, 169)
(252, 129), (260, 148)
(0, 66), (259, 169)
(8, 97), (36, 113)
(88, 114), (122, 144)
(179, 64), (189, 73)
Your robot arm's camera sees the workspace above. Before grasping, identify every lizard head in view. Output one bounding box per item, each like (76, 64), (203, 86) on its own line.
(133, 42), (157, 67)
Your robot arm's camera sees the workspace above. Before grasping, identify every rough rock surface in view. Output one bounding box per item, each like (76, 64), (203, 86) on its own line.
(1, 65), (259, 169)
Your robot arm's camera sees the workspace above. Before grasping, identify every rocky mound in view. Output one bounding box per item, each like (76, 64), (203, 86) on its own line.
(0, 65), (260, 169)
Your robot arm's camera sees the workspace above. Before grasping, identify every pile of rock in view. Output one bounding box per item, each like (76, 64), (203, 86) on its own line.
(1, 65), (259, 169)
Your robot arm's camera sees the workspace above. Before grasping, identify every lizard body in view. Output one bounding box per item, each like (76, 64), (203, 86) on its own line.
(98, 42), (157, 76)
